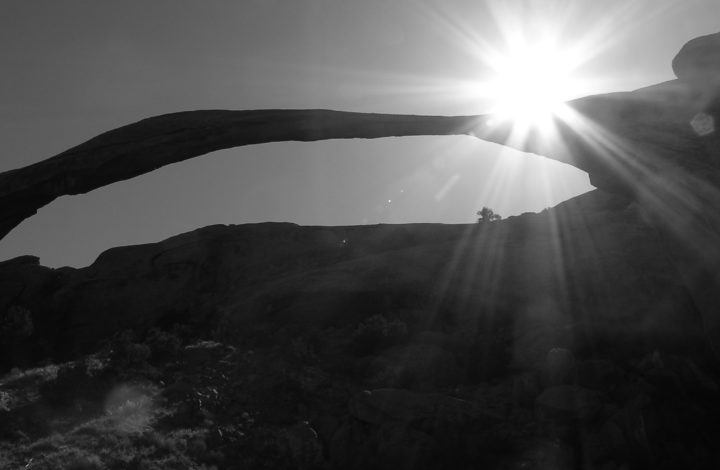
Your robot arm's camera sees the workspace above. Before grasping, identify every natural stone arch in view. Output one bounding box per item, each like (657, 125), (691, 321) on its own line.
(2, 32), (720, 357)
(3, 32), (720, 243)
(2, 37), (720, 303)
(0, 109), (557, 242)
(0, 80), (710, 243)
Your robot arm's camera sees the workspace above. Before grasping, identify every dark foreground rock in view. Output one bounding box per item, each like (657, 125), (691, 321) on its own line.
(1, 320), (719, 469)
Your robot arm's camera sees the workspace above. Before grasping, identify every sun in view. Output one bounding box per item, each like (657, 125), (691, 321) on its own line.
(483, 42), (583, 131)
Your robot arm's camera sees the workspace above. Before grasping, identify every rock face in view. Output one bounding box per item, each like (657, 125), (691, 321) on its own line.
(2, 32), (720, 363)
(0, 33), (719, 243)
(348, 388), (500, 426)
(673, 32), (720, 84)
(0, 111), (484, 241)
(0, 189), (709, 374)
(0, 33), (719, 373)
(535, 385), (604, 423)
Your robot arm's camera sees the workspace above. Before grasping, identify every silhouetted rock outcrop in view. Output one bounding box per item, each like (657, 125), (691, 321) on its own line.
(0, 189), (710, 374)
(673, 31), (720, 86)
(0, 111), (483, 241)
(0, 33), (719, 243)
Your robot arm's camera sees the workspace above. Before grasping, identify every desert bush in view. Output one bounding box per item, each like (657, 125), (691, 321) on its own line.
(350, 315), (408, 354)
(108, 331), (151, 370)
(40, 362), (85, 405)
(144, 328), (182, 362)
(38, 360), (112, 407)
(0, 391), (11, 411)
(21, 447), (106, 470)
(65, 451), (105, 470)
(476, 206), (502, 222)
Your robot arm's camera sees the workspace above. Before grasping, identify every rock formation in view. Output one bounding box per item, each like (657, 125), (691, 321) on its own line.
(0, 190), (707, 372)
(673, 31), (720, 89)
(3, 32), (720, 470)
(2, 32), (720, 360)
(2, 190), (719, 469)
(0, 32), (718, 242)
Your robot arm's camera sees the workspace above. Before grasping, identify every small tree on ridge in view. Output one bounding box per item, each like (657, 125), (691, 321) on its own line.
(477, 206), (502, 223)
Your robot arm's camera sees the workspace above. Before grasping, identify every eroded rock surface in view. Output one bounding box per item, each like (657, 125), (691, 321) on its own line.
(0, 189), (709, 375)
(673, 31), (720, 84)
(0, 33), (719, 244)
(2, 34), (720, 363)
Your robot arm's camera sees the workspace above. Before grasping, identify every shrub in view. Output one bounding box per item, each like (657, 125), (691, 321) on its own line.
(476, 206), (502, 223)
(108, 331), (151, 370)
(0, 391), (10, 412)
(65, 451), (105, 470)
(350, 315), (408, 354)
(0, 305), (33, 343)
(144, 328), (182, 362)
(38, 361), (109, 407)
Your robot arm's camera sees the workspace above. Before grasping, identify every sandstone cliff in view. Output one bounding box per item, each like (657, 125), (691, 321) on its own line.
(0, 189), (707, 373)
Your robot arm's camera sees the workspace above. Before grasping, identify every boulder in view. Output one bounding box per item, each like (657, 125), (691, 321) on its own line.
(512, 371), (543, 407)
(636, 351), (720, 395)
(180, 341), (232, 366)
(536, 385), (605, 424)
(277, 421), (325, 470)
(544, 348), (576, 386)
(606, 396), (657, 466)
(374, 421), (435, 470)
(508, 438), (576, 470)
(345, 388), (507, 469)
(369, 344), (459, 389)
(576, 359), (621, 393)
(672, 32), (720, 83)
(348, 388), (501, 427)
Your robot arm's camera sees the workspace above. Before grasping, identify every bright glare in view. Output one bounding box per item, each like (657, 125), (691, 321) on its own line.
(483, 42), (584, 131)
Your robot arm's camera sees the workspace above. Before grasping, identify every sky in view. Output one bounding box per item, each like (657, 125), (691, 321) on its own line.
(1, 0), (719, 268)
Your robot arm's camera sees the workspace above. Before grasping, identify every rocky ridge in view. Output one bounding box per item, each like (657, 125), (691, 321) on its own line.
(0, 189), (707, 373)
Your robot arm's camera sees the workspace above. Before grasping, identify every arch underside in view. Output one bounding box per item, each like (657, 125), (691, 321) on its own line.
(0, 77), (717, 246)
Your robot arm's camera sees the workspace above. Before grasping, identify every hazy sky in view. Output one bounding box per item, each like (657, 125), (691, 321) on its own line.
(1, 0), (718, 267)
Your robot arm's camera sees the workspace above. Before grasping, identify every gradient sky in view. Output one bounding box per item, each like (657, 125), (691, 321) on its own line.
(1, 0), (718, 267)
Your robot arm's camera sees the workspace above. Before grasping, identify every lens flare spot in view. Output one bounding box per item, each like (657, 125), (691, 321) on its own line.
(691, 112), (715, 136)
